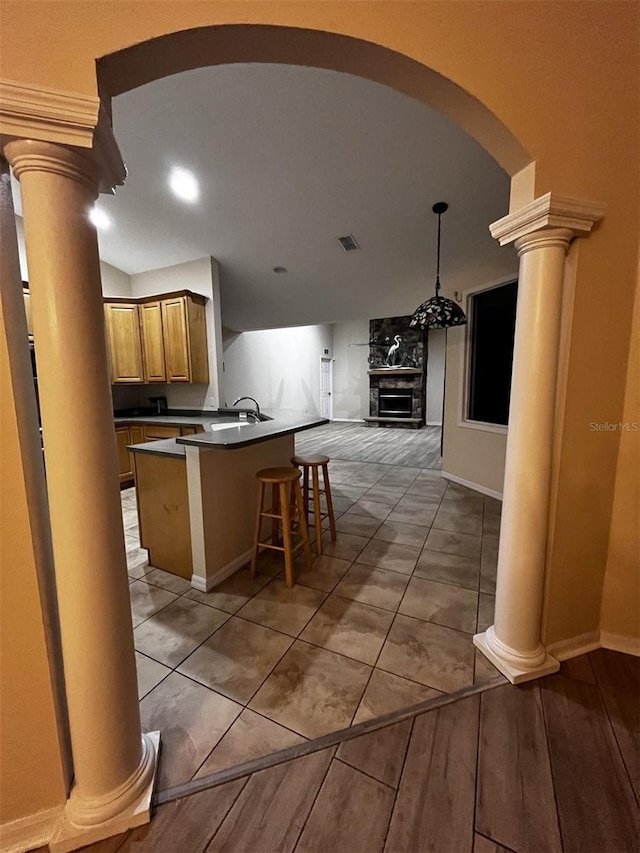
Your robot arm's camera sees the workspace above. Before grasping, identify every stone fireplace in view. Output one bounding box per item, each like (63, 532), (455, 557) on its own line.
(364, 316), (427, 429)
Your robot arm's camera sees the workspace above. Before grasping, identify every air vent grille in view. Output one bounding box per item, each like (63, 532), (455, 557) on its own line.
(337, 234), (360, 252)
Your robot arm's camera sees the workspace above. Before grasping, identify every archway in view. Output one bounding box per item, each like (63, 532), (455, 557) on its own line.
(3, 18), (603, 850)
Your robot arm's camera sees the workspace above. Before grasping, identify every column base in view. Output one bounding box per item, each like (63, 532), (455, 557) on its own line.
(474, 628), (560, 684)
(49, 732), (160, 853)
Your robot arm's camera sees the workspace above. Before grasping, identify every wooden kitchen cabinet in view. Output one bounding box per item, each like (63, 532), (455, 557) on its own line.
(139, 300), (166, 382)
(129, 424), (145, 445)
(104, 291), (208, 385)
(115, 426), (134, 484)
(161, 294), (209, 383)
(104, 302), (144, 384)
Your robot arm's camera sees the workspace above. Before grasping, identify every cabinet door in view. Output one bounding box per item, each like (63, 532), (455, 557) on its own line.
(161, 297), (190, 382)
(104, 303), (144, 384)
(139, 301), (166, 382)
(115, 427), (133, 483)
(129, 425), (145, 445)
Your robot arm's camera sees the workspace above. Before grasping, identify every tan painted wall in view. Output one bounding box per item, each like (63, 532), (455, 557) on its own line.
(0, 1), (637, 652)
(442, 328), (507, 496)
(0, 250), (66, 825)
(600, 274), (640, 646)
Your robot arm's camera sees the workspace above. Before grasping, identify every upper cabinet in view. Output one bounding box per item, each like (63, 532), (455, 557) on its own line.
(104, 290), (209, 385)
(161, 294), (209, 383)
(104, 302), (145, 384)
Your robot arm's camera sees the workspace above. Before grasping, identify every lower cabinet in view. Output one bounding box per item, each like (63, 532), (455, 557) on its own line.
(115, 422), (204, 487)
(115, 427), (134, 485)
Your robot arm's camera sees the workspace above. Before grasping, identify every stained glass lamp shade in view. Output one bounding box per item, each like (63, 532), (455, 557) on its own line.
(409, 202), (468, 330)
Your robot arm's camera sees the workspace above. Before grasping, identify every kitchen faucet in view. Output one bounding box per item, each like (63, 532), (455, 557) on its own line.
(233, 396), (261, 415)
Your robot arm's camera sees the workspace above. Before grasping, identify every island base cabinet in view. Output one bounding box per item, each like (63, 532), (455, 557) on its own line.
(135, 453), (192, 579)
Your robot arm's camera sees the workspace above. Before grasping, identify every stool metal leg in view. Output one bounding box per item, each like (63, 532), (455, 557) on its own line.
(251, 480), (266, 578)
(311, 463), (323, 555)
(280, 481), (295, 588)
(293, 478), (312, 568)
(322, 462), (337, 542)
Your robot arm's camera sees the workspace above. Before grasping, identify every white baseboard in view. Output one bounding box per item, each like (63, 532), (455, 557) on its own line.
(0, 805), (62, 853)
(191, 548), (253, 593)
(600, 631), (640, 657)
(331, 418), (365, 423)
(440, 470), (503, 501)
(426, 420), (442, 427)
(547, 631), (601, 661)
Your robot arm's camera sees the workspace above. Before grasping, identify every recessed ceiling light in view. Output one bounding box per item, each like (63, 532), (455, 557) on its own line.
(168, 167), (199, 203)
(272, 266), (288, 274)
(89, 207), (112, 230)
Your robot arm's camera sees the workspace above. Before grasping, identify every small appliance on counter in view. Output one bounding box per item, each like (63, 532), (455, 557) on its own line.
(148, 396), (168, 415)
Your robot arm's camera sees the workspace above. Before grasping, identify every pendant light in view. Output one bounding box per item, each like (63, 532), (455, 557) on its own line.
(409, 202), (467, 329)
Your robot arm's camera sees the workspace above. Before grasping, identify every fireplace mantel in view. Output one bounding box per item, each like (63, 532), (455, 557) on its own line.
(367, 368), (423, 376)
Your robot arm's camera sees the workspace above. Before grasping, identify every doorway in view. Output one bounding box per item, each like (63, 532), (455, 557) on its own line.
(320, 356), (333, 420)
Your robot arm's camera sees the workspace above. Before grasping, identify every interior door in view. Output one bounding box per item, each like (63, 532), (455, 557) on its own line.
(320, 356), (333, 419)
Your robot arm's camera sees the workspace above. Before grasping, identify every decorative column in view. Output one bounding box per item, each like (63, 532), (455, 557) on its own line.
(4, 139), (158, 851)
(474, 193), (603, 683)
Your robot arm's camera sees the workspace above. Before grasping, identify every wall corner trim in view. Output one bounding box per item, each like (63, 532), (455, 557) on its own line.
(0, 78), (99, 148)
(547, 631), (601, 661)
(490, 192), (605, 246)
(600, 631), (640, 657)
(0, 805), (63, 853)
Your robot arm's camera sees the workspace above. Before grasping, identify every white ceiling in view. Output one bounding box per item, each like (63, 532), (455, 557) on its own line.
(34, 63), (518, 331)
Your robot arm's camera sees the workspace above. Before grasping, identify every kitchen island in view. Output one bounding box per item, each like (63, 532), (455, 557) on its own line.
(129, 412), (326, 589)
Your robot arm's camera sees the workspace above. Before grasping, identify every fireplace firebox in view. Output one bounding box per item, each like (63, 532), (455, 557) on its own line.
(379, 388), (413, 418)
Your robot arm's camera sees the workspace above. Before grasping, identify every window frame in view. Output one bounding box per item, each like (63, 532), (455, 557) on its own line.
(456, 275), (518, 435)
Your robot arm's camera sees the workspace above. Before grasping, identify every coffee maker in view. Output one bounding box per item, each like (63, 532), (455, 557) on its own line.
(148, 396), (168, 415)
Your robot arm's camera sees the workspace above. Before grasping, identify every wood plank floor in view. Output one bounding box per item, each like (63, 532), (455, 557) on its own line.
(78, 651), (639, 853)
(295, 422), (442, 469)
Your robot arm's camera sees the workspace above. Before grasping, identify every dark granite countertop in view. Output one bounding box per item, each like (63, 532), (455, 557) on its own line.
(127, 411), (327, 455)
(177, 412), (327, 450)
(128, 437), (186, 458)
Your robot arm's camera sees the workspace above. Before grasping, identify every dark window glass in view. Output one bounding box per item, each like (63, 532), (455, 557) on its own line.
(468, 281), (518, 426)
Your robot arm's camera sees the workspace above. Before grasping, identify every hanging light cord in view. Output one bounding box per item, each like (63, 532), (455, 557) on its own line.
(435, 209), (442, 297)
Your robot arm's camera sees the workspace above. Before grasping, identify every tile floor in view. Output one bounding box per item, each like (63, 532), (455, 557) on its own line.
(123, 456), (503, 792)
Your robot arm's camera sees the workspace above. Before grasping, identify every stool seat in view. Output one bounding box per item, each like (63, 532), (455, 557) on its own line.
(290, 454), (337, 555)
(257, 467), (302, 484)
(291, 453), (330, 466)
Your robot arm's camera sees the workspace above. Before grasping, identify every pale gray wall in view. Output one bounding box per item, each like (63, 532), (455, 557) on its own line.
(426, 329), (445, 426)
(222, 324), (334, 416)
(331, 320), (369, 421)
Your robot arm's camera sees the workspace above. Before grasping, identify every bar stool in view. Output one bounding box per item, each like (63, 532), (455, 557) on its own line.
(291, 454), (337, 555)
(251, 467), (312, 588)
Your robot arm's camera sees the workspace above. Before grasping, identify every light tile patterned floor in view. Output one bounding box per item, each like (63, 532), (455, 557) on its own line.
(124, 451), (502, 791)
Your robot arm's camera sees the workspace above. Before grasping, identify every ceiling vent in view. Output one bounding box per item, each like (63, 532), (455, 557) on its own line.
(336, 234), (360, 252)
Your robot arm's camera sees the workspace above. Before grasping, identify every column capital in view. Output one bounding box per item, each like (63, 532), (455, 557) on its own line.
(0, 78), (126, 192)
(490, 191), (604, 246)
(4, 138), (100, 195)
(514, 227), (574, 257)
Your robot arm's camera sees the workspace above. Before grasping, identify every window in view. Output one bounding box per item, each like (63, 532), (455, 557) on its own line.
(467, 280), (518, 426)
